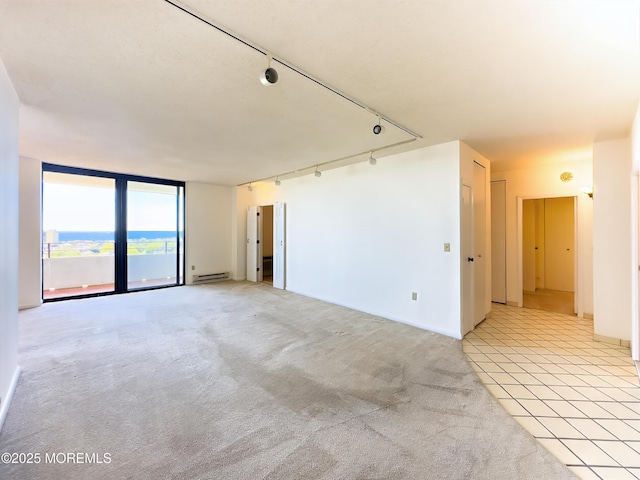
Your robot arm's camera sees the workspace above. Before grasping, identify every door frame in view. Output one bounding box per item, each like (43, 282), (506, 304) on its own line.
(246, 202), (286, 289)
(516, 195), (578, 312)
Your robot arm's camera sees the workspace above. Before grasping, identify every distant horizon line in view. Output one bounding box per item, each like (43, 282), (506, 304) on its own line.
(43, 229), (177, 232)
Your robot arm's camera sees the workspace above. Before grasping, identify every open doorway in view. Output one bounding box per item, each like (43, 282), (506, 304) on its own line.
(246, 202), (286, 289)
(522, 196), (576, 315)
(261, 205), (273, 285)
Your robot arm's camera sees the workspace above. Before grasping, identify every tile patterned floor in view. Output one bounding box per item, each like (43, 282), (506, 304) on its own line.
(463, 303), (640, 480)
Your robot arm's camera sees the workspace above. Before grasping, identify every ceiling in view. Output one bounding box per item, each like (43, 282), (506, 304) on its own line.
(1, 0), (639, 186)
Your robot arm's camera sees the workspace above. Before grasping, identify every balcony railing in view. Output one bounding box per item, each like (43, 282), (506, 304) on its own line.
(42, 240), (182, 295)
(42, 240), (178, 258)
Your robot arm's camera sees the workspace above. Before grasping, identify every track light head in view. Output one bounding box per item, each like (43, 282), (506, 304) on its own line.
(314, 167), (322, 177)
(275, 177), (281, 186)
(368, 152), (377, 165)
(372, 124), (385, 135)
(248, 183), (253, 192)
(260, 53), (278, 86)
(260, 67), (278, 85)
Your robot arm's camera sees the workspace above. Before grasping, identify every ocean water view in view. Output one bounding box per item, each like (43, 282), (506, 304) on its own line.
(44, 231), (179, 242)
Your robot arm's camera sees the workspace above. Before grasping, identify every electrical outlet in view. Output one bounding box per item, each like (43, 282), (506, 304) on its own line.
(411, 292), (418, 301)
(444, 243), (450, 252)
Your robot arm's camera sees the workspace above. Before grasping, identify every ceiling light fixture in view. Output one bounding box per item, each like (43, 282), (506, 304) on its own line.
(238, 138), (417, 188)
(163, 0), (421, 139)
(248, 182), (253, 192)
(372, 117), (385, 135)
(259, 53), (279, 86)
(314, 167), (322, 177)
(275, 177), (281, 186)
(368, 151), (377, 165)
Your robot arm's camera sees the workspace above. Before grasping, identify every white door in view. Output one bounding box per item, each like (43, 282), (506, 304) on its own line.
(246, 206), (263, 282)
(273, 202), (286, 290)
(491, 180), (506, 303)
(462, 184), (474, 336)
(544, 197), (574, 292)
(473, 162), (487, 326)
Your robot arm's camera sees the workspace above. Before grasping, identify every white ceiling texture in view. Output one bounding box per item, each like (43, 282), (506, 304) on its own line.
(1, 0), (638, 186)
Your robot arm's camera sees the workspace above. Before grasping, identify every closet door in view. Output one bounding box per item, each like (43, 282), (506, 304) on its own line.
(246, 206), (263, 282)
(273, 202), (286, 289)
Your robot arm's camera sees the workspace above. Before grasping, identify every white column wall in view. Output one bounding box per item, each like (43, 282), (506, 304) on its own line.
(0, 59), (20, 430)
(593, 137), (633, 342)
(235, 142), (464, 338)
(491, 158), (593, 317)
(19, 156), (42, 309)
(185, 182), (232, 284)
(631, 101), (640, 359)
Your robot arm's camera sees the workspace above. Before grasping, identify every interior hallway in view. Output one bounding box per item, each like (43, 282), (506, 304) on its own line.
(464, 304), (639, 480)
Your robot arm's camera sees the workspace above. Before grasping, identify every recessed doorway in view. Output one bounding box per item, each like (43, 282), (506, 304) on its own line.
(522, 196), (576, 315)
(261, 205), (273, 285)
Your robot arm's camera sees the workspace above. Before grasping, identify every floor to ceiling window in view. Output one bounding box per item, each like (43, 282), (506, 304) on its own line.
(42, 163), (185, 301)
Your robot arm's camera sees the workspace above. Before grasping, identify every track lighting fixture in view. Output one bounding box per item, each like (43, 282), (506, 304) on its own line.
(368, 151), (377, 165)
(260, 53), (279, 86)
(275, 177), (281, 186)
(314, 167), (322, 177)
(372, 117), (385, 135)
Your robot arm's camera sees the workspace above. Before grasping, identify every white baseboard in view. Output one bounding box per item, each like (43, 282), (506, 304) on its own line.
(285, 287), (462, 340)
(0, 366), (21, 433)
(19, 301), (42, 310)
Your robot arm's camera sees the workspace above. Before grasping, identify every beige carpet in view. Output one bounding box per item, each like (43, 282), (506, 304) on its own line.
(0, 282), (576, 479)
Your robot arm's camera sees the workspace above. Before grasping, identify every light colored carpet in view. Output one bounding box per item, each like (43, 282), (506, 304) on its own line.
(0, 282), (576, 479)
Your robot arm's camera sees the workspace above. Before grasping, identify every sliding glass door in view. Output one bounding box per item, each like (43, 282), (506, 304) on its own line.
(127, 182), (182, 290)
(42, 171), (116, 299)
(42, 164), (185, 301)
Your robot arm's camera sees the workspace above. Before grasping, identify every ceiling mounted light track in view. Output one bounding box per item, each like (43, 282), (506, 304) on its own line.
(163, 0), (422, 139)
(238, 137), (416, 187)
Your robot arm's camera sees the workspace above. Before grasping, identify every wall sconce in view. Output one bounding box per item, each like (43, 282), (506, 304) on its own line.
(580, 185), (594, 199)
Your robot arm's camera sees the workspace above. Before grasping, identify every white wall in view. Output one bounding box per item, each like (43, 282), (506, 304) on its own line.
(491, 158), (593, 317)
(0, 59), (20, 431)
(631, 101), (640, 359)
(185, 182), (232, 284)
(593, 137), (632, 341)
(19, 156), (42, 309)
(235, 142), (474, 338)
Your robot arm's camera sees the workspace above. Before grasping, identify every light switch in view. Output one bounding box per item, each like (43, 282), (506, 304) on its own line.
(444, 243), (451, 252)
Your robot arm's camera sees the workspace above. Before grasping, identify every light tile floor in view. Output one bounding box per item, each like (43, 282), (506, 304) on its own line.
(463, 303), (640, 480)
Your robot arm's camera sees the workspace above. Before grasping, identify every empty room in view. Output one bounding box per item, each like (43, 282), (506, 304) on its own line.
(2, 1), (640, 479)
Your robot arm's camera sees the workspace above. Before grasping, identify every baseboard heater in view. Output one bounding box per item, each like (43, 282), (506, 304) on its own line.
(192, 272), (229, 284)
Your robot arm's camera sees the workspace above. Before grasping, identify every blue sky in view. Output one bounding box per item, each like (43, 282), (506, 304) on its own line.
(43, 183), (178, 232)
